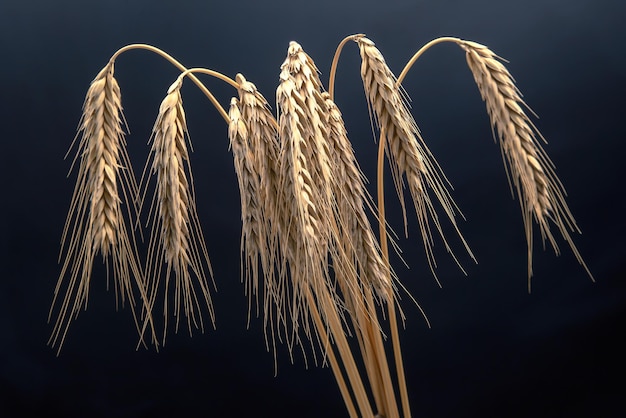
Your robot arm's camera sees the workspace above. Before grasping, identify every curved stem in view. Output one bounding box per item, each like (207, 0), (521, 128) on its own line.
(328, 34), (365, 101)
(177, 67), (239, 90)
(397, 37), (461, 84)
(374, 37), (466, 417)
(109, 44), (234, 123)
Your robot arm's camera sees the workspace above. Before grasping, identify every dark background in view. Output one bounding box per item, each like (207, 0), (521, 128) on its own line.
(1, 0), (625, 417)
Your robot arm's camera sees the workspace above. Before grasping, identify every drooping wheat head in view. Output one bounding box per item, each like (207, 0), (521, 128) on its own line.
(458, 40), (593, 285)
(356, 36), (474, 280)
(323, 92), (393, 301)
(231, 74), (296, 355)
(141, 77), (214, 344)
(50, 62), (152, 351)
(276, 41), (352, 355)
(232, 74), (280, 316)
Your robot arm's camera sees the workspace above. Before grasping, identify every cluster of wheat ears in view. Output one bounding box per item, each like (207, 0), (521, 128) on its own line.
(50, 34), (593, 417)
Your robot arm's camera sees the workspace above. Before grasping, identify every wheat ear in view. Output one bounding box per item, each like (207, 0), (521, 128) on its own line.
(323, 92), (393, 299)
(50, 62), (153, 351)
(141, 77), (214, 344)
(459, 40), (593, 286)
(232, 74), (293, 358)
(356, 36), (474, 280)
(275, 41), (339, 350)
(232, 74), (281, 320)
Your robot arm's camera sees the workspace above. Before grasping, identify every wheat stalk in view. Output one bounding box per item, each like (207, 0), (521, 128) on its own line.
(458, 40), (593, 286)
(141, 78), (214, 344)
(356, 36), (474, 280)
(50, 62), (153, 351)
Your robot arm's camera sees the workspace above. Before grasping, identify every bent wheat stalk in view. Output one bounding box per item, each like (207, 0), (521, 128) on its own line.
(395, 36), (593, 289)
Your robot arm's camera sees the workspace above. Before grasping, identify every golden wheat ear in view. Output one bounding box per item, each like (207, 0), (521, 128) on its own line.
(322, 91), (394, 300)
(231, 74), (283, 325)
(355, 36), (474, 282)
(458, 40), (594, 288)
(140, 77), (215, 344)
(50, 62), (154, 352)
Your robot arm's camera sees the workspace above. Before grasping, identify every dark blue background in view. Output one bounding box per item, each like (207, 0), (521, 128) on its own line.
(1, 0), (624, 417)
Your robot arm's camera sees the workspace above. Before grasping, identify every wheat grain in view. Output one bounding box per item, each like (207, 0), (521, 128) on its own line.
(142, 78), (214, 343)
(356, 36), (473, 280)
(459, 40), (593, 285)
(50, 62), (153, 351)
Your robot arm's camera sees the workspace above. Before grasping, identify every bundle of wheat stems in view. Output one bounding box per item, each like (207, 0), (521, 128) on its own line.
(51, 34), (593, 417)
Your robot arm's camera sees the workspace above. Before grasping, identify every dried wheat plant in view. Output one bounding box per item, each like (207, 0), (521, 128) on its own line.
(53, 34), (593, 418)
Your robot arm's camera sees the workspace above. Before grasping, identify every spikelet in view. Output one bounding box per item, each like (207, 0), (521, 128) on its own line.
(50, 62), (152, 351)
(141, 77), (214, 343)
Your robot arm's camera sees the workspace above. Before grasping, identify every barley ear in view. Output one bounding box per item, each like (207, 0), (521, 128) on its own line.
(459, 40), (593, 287)
(356, 36), (474, 281)
(50, 62), (154, 352)
(141, 78), (215, 344)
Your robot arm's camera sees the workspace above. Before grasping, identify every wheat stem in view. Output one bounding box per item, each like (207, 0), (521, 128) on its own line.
(109, 44), (231, 123)
(373, 127), (410, 418)
(397, 37), (460, 85)
(306, 289), (359, 418)
(328, 34), (365, 100)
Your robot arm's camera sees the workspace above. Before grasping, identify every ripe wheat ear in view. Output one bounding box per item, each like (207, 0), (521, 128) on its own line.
(231, 74), (281, 321)
(141, 78), (214, 344)
(459, 40), (593, 286)
(50, 62), (153, 351)
(323, 91), (393, 300)
(274, 41), (343, 353)
(356, 36), (474, 282)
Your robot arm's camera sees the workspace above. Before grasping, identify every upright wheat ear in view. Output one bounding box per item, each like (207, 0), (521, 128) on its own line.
(141, 78), (214, 343)
(50, 62), (152, 351)
(459, 40), (593, 286)
(356, 36), (474, 280)
(276, 41), (351, 354)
